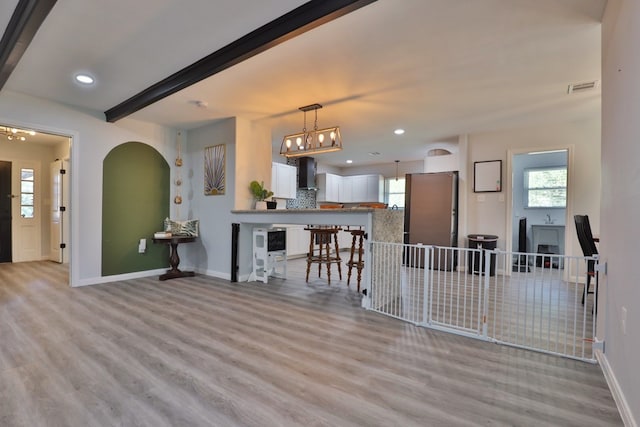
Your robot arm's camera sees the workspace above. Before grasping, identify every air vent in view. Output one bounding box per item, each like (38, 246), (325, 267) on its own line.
(567, 80), (600, 94)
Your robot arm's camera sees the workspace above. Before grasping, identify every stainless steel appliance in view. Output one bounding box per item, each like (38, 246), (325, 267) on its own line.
(404, 172), (458, 270)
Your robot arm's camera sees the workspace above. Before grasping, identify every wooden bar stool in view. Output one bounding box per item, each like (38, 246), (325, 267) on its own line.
(345, 228), (365, 292)
(304, 226), (342, 284)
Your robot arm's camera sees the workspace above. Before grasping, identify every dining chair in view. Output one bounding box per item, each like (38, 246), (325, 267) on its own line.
(574, 214), (598, 305)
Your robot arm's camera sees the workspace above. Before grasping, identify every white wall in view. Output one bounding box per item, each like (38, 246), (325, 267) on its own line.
(466, 117), (601, 256)
(0, 90), (177, 286)
(182, 117), (272, 279)
(600, 0), (640, 424)
(182, 118), (237, 279)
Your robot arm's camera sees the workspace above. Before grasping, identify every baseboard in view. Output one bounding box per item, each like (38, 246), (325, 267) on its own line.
(596, 350), (637, 427)
(192, 267), (231, 281)
(72, 268), (166, 287)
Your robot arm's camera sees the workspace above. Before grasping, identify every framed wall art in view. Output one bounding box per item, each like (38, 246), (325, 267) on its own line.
(204, 144), (225, 195)
(474, 160), (502, 192)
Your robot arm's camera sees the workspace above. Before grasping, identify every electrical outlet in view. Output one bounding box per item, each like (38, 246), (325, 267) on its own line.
(138, 238), (146, 254)
(621, 306), (627, 335)
(477, 194), (486, 202)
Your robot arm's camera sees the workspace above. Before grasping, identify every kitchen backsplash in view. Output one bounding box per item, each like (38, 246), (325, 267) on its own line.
(286, 188), (316, 209)
(285, 157), (317, 209)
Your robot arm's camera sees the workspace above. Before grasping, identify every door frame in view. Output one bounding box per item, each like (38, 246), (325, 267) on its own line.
(0, 117), (75, 285)
(505, 145), (575, 273)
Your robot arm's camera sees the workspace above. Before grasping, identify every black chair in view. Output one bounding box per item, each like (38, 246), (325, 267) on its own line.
(574, 215), (598, 305)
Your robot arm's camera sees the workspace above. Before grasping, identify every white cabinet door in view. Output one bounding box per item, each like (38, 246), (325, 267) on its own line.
(271, 164), (279, 197)
(272, 163), (297, 199)
(349, 175), (367, 202)
(365, 174), (383, 202)
(328, 174), (341, 202)
(341, 176), (354, 203)
(281, 164), (297, 199)
(286, 225), (309, 258)
(317, 173), (341, 202)
(319, 173), (382, 203)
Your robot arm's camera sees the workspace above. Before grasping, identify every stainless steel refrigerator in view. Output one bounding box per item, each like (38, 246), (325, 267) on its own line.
(403, 172), (458, 270)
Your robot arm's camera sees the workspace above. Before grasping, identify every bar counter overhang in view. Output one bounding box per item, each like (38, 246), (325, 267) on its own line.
(231, 208), (404, 308)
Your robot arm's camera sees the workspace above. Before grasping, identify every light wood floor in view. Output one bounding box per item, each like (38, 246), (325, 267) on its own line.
(0, 260), (622, 426)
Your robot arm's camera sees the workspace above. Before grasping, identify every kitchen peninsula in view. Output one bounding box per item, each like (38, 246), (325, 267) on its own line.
(231, 208), (403, 302)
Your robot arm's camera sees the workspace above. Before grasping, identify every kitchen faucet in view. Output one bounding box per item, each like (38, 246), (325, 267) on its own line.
(545, 214), (552, 224)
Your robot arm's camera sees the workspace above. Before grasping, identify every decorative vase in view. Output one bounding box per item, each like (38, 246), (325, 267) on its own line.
(255, 201), (267, 210)
(266, 200), (277, 210)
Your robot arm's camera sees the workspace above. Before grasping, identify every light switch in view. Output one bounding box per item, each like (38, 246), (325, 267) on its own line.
(477, 194), (486, 202)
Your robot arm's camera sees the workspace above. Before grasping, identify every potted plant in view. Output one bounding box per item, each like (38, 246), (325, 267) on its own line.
(249, 180), (275, 209)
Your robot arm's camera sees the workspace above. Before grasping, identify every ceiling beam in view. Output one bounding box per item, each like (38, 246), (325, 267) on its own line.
(0, 0), (57, 90)
(104, 0), (377, 123)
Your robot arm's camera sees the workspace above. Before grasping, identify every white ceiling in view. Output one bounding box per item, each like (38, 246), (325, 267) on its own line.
(1, 0), (605, 166)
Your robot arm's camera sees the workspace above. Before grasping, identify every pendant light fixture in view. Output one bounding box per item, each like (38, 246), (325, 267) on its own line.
(280, 103), (342, 158)
(1, 126), (36, 142)
(395, 160), (400, 181)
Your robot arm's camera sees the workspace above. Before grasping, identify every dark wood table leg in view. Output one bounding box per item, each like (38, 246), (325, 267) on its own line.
(159, 241), (195, 281)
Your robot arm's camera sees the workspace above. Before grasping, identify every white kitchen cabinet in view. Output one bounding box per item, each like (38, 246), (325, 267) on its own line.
(271, 162), (297, 199)
(341, 176), (354, 203)
(342, 174), (383, 203)
(318, 173), (384, 203)
(316, 173), (342, 202)
(365, 174), (384, 202)
(285, 225), (309, 258)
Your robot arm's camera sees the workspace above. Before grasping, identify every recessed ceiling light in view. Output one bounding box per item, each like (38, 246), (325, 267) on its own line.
(346, 160), (353, 164)
(75, 73), (95, 84)
(394, 129), (405, 135)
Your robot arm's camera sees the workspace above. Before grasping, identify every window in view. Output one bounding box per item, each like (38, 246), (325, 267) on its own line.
(21, 168), (35, 218)
(385, 177), (405, 208)
(524, 167), (566, 208)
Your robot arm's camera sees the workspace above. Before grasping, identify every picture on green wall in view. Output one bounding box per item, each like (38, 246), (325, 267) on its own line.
(204, 144), (225, 195)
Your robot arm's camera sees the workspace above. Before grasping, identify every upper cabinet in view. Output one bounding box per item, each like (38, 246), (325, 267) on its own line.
(272, 162), (297, 199)
(316, 172), (341, 202)
(317, 173), (383, 203)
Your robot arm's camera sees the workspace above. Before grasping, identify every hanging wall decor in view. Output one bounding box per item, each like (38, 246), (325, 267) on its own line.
(204, 144), (225, 195)
(174, 131), (184, 205)
(474, 160), (502, 192)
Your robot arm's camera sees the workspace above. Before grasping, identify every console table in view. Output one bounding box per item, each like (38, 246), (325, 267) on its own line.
(152, 235), (196, 280)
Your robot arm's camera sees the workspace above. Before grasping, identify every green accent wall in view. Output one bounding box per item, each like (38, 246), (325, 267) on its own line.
(102, 142), (169, 276)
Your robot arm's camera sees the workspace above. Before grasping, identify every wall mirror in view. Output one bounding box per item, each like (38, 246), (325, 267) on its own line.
(474, 160), (502, 192)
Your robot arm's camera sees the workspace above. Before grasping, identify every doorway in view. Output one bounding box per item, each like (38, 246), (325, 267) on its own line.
(509, 149), (569, 263)
(0, 124), (71, 270)
(0, 160), (11, 262)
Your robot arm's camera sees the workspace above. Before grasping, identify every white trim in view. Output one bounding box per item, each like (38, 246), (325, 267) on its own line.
(505, 145), (573, 282)
(1, 115), (77, 287)
(71, 268), (167, 287)
(193, 267), (231, 281)
(596, 350), (637, 427)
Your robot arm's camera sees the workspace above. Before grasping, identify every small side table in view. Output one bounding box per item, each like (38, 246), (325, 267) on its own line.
(152, 235), (196, 281)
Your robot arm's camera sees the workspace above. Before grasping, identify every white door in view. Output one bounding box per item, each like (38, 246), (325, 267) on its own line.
(50, 160), (66, 263)
(12, 160), (41, 262)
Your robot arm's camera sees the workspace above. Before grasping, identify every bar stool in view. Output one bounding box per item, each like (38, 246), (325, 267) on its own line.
(345, 227), (365, 292)
(304, 226), (342, 284)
